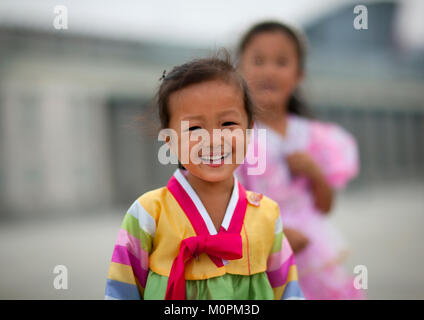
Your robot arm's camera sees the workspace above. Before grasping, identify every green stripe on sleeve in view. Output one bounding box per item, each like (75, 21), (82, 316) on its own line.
(120, 213), (153, 253)
(270, 231), (284, 254)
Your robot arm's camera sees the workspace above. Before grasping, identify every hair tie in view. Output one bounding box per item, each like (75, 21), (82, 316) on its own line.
(159, 69), (167, 81)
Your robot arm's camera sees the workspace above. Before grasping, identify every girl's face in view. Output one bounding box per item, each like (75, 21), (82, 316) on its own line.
(168, 79), (250, 183)
(240, 31), (303, 111)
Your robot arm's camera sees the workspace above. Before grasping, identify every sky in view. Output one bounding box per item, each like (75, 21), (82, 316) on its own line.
(0, 0), (350, 46)
(0, 0), (423, 49)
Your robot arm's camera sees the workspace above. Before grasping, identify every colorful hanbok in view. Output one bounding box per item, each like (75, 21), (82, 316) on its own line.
(105, 169), (304, 300)
(236, 115), (364, 300)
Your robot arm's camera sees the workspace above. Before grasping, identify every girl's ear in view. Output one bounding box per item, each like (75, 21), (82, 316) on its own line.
(166, 135), (177, 156)
(159, 128), (178, 156)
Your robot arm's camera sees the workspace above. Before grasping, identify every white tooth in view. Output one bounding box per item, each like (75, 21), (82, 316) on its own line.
(202, 155), (220, 160)
(200, 151), (231, 162)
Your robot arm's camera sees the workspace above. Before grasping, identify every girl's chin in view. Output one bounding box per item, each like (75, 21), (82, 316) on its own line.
(190, 164), (235, 182)
(255, 94), (286, 109)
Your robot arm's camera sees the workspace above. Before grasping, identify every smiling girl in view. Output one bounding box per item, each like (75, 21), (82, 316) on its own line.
(236, 21), (363, 300)
(104, 54), (304, 300)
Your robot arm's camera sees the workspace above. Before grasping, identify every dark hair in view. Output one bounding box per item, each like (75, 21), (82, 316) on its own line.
(237, 21), (312, 117)
(156, 51), (256, 169)
(157, 51), (255, 129)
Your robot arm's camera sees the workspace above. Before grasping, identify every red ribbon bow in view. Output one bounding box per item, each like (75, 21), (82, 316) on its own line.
(165, 232), (243, 300)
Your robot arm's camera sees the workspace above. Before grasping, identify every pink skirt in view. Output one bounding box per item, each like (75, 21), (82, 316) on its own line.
(282, 206), (366, 300)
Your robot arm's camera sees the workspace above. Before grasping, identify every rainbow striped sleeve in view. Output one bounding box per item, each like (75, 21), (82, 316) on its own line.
(105, 198), (156, 300)
(266, 216), (305, 300)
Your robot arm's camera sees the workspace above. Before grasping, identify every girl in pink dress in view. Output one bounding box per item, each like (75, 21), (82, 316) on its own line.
(236, 21), (364, 299)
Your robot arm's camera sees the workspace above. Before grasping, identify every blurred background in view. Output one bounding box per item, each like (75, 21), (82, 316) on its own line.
(0, 0), (423, 299)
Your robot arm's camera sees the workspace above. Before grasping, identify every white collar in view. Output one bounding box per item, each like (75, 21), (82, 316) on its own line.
(173, 169), (239, 235)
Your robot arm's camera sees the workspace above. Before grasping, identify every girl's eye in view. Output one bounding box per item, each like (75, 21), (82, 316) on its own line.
(222, 121), (237, 127)
(188, 126), (201, 131)
(276, 57), (287, 66)
(254, 56), (264, 66)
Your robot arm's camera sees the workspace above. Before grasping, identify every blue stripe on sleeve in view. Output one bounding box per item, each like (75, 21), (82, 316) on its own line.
(281, 280), (305, 300)
(105, 278), (141, 300)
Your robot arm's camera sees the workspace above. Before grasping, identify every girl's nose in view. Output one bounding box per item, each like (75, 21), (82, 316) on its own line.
(263, 63), (280, 77)
(210, 144), (223, 154)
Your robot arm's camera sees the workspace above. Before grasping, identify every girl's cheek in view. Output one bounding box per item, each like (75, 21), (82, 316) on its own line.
(231, 130), (248, 164)
(175, 134), (192, 165)
(242, 64), (259, 81)
(183, 139), (198, 165)
(280, 65), (299, 81)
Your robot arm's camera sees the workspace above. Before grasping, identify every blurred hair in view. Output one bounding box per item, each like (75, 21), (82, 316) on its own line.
(237, 21), (313, 118)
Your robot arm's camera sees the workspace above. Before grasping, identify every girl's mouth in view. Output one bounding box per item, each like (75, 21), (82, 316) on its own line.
(199, 152), (232, 167)
(258, 81), (278, 91)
